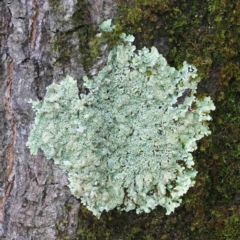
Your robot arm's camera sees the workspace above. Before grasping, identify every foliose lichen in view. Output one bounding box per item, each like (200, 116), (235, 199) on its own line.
(27, 20), (215, 218)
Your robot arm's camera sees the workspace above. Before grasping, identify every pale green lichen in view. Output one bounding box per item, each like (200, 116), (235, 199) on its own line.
(99, 19), (115, 32)
(27, 21), (215, 218)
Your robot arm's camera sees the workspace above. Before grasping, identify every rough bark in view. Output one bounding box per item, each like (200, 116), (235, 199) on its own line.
(0, 0), (117, 239)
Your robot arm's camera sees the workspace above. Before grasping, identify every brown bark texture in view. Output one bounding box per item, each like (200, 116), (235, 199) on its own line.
(0, 0), (117, 239)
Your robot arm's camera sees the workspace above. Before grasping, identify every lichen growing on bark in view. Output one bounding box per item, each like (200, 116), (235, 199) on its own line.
(27, 25), (215, 218)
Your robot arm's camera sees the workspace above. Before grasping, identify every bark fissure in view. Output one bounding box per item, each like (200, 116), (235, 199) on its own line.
(30, 0), (40, 52)
(0, 59), (16, 223)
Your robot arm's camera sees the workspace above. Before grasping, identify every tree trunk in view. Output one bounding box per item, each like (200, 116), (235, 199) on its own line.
(0, 0), (117, 239)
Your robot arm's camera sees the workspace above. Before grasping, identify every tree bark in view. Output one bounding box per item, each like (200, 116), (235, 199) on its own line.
(0, 0), (117, 239)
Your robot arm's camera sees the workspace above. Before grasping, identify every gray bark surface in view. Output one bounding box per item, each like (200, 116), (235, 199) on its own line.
(0, 0), (117, 239)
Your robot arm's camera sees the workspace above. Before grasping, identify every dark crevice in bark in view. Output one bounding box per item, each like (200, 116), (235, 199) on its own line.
(33, 59), (44, 100)
(51, 24), (85, 35)
(0, 1), (15, 232)
(0, 56), (16, 239)
(29, 0), (40, 52)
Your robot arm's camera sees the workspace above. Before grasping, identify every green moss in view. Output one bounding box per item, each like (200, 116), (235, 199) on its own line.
(181, 81), (240, 239)
(65, 203), (72, 212)
(48, 0), (62, 10)
(221, 206), (240, 240)
(53, 33), (71, 66)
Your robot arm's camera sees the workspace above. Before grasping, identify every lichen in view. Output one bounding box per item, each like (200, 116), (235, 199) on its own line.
(27, 25), (214, 218)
